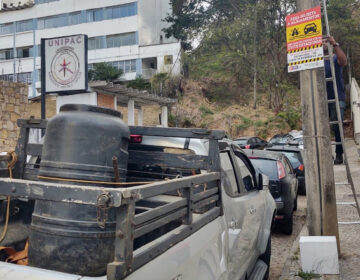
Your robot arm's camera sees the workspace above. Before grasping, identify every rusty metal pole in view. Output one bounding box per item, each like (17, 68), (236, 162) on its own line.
(297, 0), (340, 251)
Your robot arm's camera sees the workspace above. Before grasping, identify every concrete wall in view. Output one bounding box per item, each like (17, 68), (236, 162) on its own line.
(0, 80), (28, 151)
(351, 78), (360, 144)
(138, 0), (178, 46)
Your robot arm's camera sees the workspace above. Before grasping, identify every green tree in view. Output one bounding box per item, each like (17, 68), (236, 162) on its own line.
(88, 62), (123, 82)
(327, 0), (360, 80)
(127, 76), (151, 90)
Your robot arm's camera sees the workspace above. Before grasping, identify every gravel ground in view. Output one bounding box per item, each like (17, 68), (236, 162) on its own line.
(269, 195), (307, 280)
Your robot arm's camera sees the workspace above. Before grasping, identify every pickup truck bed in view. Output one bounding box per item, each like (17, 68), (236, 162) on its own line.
(0, 119), (275, 280)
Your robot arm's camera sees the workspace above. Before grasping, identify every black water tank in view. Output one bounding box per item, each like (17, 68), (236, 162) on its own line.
(28, 104), (130, 276)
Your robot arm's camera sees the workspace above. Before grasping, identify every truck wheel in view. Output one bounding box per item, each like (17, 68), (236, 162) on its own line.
(259, 236), (271, 280)
(282, 213), (293, 235)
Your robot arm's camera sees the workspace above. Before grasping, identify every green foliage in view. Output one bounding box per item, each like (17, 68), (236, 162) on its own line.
(296, 271), (320, 280)
(199, 105), (214, 118)
(327, 0), (360, 80)
(277, 108), (301, 130)
(88, 62), (122, 82)
(168, 112), (177, 127)
(236, 116), (253, 132)
(127, 76), (151, 90)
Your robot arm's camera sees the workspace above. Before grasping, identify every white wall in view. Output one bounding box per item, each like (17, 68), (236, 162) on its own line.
(138, 0), (178, 46)
(56, 92), (97, 113)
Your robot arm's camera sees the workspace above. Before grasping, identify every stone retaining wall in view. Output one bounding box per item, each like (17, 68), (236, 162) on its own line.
(0, 81), (28, 151)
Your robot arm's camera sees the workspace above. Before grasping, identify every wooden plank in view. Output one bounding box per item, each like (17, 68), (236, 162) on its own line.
(107, 202), (135, 280)
(27, 144), (43, 156)
(121, 172), (221, 201)
(132, 207), (220, 273)
(23, 168), (40, 181)
(128, 150), (210, 170)
(134, 208), (187, 239)
(129, 126), (225, 140)
(134, 198), (187, 226)
(14, 126), (29, 179)
(193, 195), (219, 210)
(17, 119), (47, 129)
(193, 188), (219, 203)
(0, 177), (123, 206)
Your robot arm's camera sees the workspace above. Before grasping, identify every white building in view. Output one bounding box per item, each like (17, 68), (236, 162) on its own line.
(0, 0), (181, 97)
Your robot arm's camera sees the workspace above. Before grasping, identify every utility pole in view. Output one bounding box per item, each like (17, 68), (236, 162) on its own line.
(296, 0), (340, 251)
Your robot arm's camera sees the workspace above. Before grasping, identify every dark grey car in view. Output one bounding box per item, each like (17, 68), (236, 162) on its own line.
(266, 145), (305, 195)
(244, 150), (298, 235)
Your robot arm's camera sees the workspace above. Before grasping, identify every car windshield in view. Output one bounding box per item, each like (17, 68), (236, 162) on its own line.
(269, 136), (291, 144)
(235, 139), (248, 145)
(249, 158), (278, 180)
(295, 137), (303, 145)
(281, 151), (301, 169)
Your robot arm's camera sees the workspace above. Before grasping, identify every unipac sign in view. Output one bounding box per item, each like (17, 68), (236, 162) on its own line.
(41, 34), (88, 94)
(286, 7), (324, 73)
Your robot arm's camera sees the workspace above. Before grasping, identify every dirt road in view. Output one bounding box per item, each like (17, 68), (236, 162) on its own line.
(269, 195), (307, 279)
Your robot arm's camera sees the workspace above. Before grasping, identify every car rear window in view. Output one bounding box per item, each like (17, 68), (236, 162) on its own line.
(235, 139), (248, 145)
(281, 151), (302, 169)
(249, 158), (278, 180)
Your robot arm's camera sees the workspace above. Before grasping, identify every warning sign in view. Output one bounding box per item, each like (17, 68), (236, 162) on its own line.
(286, 6), (324, 73)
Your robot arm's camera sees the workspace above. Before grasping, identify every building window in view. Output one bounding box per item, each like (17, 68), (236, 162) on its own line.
(69, 12), (82, 25)
(88, 37), (105, 50)
(110, 59), (137, 73)
(106, 3), (137, 20)
(17, 47), (31, 58)
(16, 19), (33, 33)
(86, 9), (103, 22)
(0, 23), (14, 35)
(0, 49), (14, 60)
(38, 14), (68, 29)
(164, 55), (173, 65)
(106, 33), (137, 48)
(0, 72), (32, 84)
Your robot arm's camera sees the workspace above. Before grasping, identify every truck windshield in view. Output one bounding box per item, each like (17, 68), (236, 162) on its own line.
(249, 158), (278, 180)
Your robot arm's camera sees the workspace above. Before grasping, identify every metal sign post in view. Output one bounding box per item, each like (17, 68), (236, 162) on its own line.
(40, 34), (88, 119)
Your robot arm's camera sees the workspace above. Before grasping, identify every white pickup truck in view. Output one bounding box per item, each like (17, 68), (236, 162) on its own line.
(0, 119), (275, 280)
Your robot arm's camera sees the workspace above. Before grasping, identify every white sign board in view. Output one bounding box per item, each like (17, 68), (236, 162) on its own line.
(42, 34), (88, 93)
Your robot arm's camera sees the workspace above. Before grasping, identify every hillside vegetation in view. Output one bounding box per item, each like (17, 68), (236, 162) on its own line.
(158, 0), (360, 138)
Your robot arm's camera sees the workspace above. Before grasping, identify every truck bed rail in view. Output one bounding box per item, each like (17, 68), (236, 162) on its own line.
(0, 119), (224, 280)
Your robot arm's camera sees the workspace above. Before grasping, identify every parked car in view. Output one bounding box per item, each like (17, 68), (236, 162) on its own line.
(266, 145), (306, 195)
(234, 137), (268, 150)
(244, 149), (298, 235)
(267, 134), (294, 147)
(0, 116), (276, 280)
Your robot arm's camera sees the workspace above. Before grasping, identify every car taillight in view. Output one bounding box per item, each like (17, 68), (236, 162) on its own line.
(298, 164), (304, 172)
(277, 160), (286, 179)
(245, 144), (251, 149)
(130, 134), (142, 143)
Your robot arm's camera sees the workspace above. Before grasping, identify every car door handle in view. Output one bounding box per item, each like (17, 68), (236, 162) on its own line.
(249, 207), (256, 215)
